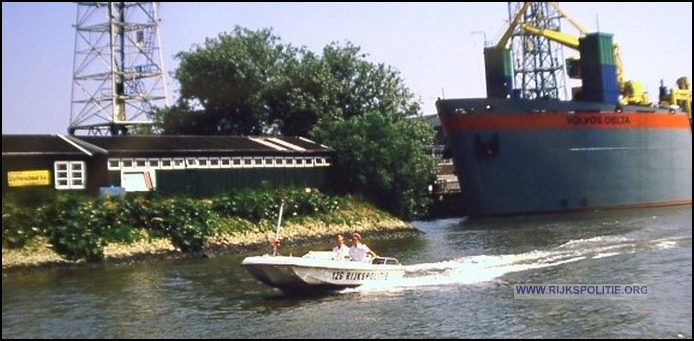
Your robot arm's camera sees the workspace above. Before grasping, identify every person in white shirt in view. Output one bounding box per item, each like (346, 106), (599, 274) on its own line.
(348, 232), (378, 261)
(332, 234), (350, 260)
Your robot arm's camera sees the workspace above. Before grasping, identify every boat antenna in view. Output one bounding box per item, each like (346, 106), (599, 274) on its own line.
(272, 201), (285, 256)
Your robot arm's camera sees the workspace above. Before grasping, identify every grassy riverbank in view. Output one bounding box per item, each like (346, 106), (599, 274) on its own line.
(2, 197), (421, 275)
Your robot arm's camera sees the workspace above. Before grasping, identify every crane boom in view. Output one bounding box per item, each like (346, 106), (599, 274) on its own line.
(519, 23), (579, 49)
(486, 2), (687, 113)
(546, 2), (587, 35)
(494, 2), (531, 50)
(519, 23), (649, 106)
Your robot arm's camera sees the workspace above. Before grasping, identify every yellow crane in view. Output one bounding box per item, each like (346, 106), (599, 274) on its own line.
(660, 77), (692, 123)
(491, 2), (690, 120)
(493, 2), (652, 107)
(518, 23), (652, 106)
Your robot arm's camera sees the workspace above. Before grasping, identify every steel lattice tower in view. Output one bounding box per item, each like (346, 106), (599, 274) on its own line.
(508, 2), (567, 100)
(69, 2), (169, 136)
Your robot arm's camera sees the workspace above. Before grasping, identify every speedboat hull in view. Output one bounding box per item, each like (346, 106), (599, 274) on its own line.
(241, 251), (405, 293)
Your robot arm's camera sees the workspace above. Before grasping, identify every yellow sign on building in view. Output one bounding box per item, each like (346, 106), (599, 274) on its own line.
(8, 170), (51, 187)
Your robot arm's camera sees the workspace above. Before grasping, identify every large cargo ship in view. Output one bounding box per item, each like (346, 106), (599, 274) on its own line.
(436, 2), (692, 217)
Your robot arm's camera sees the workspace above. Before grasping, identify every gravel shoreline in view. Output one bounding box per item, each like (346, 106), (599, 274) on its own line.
(2, 216), (422, 276)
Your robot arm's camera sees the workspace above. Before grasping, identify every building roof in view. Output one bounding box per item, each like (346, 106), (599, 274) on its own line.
(413, 113), (440, 127)
(2, 134), (99, 156)
(2, 134), (333, 158)
(72, 135), (332, 154)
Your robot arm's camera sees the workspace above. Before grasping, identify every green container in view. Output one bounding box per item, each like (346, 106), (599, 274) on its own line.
(484, 48), (513, 98)
(579, 33), (615, 66)
(484, 47), (513, 77)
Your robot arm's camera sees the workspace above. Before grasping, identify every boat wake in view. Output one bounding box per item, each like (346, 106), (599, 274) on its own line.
(348, 234), (687, 293)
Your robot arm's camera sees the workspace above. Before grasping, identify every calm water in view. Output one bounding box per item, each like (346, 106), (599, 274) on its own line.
(3, 206), (692, 338)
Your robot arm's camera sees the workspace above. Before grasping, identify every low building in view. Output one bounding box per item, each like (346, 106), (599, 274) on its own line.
(2, 134), (334, 197)
(2, 135), (101, 195)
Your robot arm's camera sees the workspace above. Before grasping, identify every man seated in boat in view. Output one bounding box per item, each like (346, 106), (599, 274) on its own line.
(331, 234), (350, 260)
(348, 232), (378, 262)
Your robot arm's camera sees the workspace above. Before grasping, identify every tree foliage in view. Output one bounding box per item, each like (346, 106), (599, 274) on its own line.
(156, 26), (437, 220)
(312, 112), (436, 220)
(162, 26), (296, 135)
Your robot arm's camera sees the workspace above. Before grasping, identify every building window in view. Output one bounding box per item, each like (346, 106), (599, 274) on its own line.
(231, 157), (243, 168)
(304, 157), (314, 167)
(220, 157), (232, 168)
(54, 161), (86, 190)
(107, 158), (120, 170)
(173, 158), (185, 169)
(55, 163), (68, 188)
(275, 157), (284, 167)
(135, 158), (147, 169)
(148, 158), (161, 169)
(121, 158), (134, 169)
(160, 158), (173, 169)
(197, 157), (209, 168)
(208, 157), (220, 168)
(186, 158), (198, 168)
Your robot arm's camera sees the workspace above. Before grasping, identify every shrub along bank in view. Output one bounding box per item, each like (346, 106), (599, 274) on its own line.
(2, 188), (417, 272)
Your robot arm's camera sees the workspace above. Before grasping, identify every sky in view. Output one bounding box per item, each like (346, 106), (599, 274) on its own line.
(2, 2), (692, 135)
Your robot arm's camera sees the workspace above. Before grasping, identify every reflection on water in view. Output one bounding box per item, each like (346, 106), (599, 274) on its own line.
(3, 205), (691, 339)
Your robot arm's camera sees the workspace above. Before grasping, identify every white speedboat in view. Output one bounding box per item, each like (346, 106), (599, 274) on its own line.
(241, 251), (406, 293)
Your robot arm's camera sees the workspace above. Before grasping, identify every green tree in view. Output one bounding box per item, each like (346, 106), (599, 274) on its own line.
(262, 48), (328, 136)
(273, 42), (423, 134)
(163, 26), (297, 135)
(312, 112), (437, 220)
(308, 43), (438, 220)
(157, 27), (437, 220)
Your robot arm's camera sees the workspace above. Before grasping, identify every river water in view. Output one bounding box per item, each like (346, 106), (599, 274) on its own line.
(2, 205), (691, 338)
